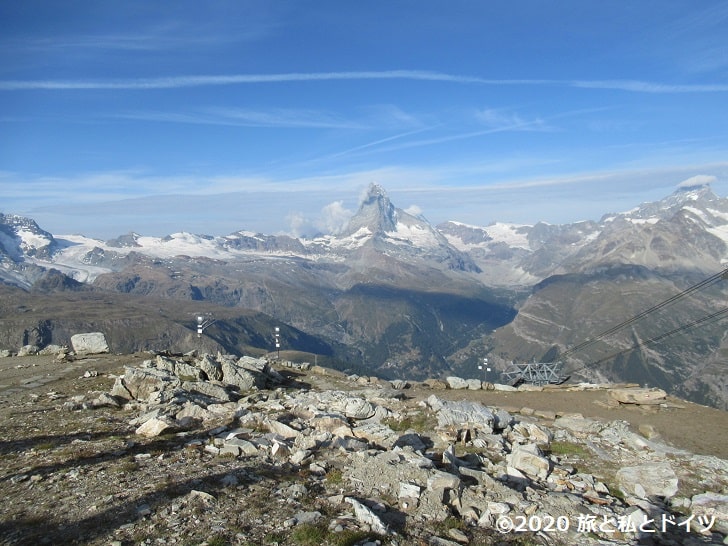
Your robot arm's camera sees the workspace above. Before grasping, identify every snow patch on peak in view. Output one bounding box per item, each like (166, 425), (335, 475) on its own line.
(485, 223), (532, 249)
(386, 221), (440, 247)
(445, 220), (484, 230)
(226, 230), (264, 240)
(627, 217), (659, 225)
(16, 228), (53, 253)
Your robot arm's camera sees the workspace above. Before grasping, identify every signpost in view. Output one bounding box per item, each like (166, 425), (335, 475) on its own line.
(274, 326), (281, 359)
(477, 357), (491, 383)
(196, 313), (214, 338)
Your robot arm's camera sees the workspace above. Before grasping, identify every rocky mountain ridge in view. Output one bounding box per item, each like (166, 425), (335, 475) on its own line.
(1, 182), (727, 408)
(439, 183), (728, 286)
(3, 183), (725, 289)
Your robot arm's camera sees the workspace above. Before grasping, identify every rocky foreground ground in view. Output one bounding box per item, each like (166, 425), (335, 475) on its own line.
(0, 351), (727, 546)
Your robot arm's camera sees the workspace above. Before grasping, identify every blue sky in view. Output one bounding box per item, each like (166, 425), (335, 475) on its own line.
(2, 1), (728, 238)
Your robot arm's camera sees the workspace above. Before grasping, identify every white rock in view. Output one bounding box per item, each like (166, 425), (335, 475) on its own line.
(266, 419), (301, 440)
(429, 396), (494, 433)
(343, 398), (376, 419)
(507, 444), (550, 481)
(399, 482), (421, 500)
(616, 461), (678, 499)
(446, 376), (469, 389)
(466, 378), (482, 390)
(690, 492), (728, 534)
(135, 417), (174, 438)
(70, 332), (109, 354)
(17, 345), (39, 356)
(345, 497), (389, 535)
(492, 383), (518, 392)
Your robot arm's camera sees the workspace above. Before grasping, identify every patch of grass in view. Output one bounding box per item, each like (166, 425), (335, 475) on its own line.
(330, 530), (383, 546)
(116, 459), (140, 473)
(433, 515), (465, 534)
(206, 534), (230, 546)
(603, 481), (627, 503)
(288, 523), (387, 546)
(382, 410), (435, 433)
(547, 440), (590, 458)
(290, 523), (327, 544)
(325, 468), (343, 485)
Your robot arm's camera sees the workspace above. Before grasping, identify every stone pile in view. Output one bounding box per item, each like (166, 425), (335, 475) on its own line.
(91, 353), (727, 545)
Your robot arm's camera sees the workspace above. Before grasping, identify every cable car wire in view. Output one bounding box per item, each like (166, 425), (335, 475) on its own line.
(559, 267), (727, 359)
(581, 306), (728, 370)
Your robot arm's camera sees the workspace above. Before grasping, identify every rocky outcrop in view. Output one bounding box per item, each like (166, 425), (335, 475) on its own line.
(87, 356), (728, 545)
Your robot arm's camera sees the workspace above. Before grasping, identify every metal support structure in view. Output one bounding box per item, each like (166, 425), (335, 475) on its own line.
(274, 326), (281, 359)
(477, 357), (491, 383)
(501, 361), (569, 386)
(196, 313), (215, 338)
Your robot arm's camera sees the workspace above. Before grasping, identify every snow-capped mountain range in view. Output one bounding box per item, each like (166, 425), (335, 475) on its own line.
(4, 182), (726, 289)
(2, 182), (727, 408)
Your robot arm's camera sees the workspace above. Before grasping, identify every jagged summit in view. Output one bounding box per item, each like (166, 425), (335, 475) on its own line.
(672, 180), (717, 203)
(331, 183), (479, 271)
(0, 212), (55, 259)
(598, 181), (723, 225)
(341, 183), (397, 236)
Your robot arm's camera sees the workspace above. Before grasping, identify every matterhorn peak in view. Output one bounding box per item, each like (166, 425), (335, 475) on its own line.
(341, 183), (397, 236)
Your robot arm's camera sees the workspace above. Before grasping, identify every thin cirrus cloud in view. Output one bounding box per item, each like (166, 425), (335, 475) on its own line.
(119, 107), (369, 130)
(475, 108), (549, 131)
(1, 70), (728, 93)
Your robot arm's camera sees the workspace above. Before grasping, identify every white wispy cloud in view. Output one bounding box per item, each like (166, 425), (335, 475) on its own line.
(572, 80), (728, 93)
(120, 107), (367, 130)
(116, 102), (428, 133)
(475, 108), (549, 131)
(7, 160), (727, 239)
(2, 70), (726, 93)
(0, 70), (490, 90)
(677, 174), (717, 188)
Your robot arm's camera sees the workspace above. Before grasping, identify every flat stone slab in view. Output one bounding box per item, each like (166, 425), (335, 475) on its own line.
(609, 387), (667, 405)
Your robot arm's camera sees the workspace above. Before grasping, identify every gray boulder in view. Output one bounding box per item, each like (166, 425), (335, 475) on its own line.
(445, 376), (469, 389)
(17, 345), (39, 356)
(690, 492), (728, 534)
(428, 396), (494, 433)
(197, 354), (223, 381)
(507, 443), (551, 481)
(111, 366), (180, 401)
(616, 461), (679, 499)
(220, 358), (264, 391)
(71, 332), (109, 354)
(181, 381), (235, 402)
